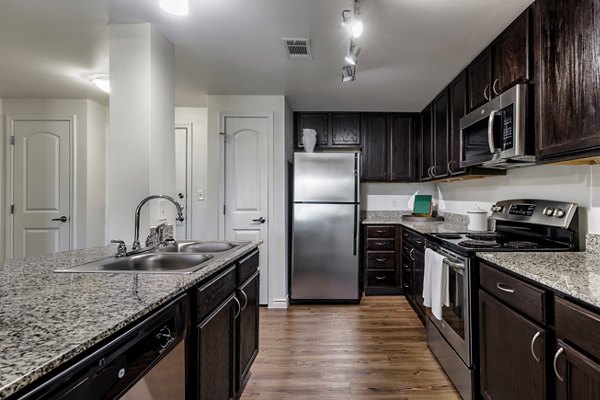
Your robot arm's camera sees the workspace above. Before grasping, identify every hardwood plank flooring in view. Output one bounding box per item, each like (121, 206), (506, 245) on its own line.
(240, 296), (461, 400)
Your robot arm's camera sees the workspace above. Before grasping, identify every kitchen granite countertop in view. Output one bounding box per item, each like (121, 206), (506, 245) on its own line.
(0, 242), (260, 400)
(362, 210), (470, 234)
(477, 251), (600, 310)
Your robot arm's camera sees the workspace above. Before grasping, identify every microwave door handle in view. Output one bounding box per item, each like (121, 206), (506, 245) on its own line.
(487, 110), (498, 154)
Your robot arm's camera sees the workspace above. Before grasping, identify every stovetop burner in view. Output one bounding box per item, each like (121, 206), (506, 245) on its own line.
(458, 240), (502, 248)
(503, 241), (541, 249)
(435, 233), (463, 240)
(465, 232), (500, 241)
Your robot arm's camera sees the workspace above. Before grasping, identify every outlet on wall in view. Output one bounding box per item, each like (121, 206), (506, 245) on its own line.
(197, 189), (205, 201)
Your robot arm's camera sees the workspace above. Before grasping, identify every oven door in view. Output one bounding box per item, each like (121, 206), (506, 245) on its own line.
(425, 246), (472, 366)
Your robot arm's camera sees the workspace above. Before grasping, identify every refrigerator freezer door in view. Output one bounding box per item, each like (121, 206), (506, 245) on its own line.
(294, 152), (357, 203)
(291, 203), (359, 300)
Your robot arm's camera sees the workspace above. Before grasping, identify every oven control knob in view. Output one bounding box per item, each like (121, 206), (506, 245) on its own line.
(496, 205), (503, 212)
(553, 208), (565, 218)
(544, 207), (554, 216)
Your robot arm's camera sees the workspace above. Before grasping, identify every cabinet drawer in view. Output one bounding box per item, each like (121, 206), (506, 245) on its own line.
(238, 250), (259, 284)
(555, 297), (600, 361)
(367, 238), (395, 251)
(366, 270), (395, 287)
(366, 251), (395, 270)
(197, 265), (237, 320)
(402, 228), (412, 242)
(480, 262), (547, 323)
(366, 226), (395, 238)
(409, 233), (425, 250)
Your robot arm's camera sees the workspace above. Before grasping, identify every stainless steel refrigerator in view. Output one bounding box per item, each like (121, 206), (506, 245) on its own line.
(291, 152), (361, 302)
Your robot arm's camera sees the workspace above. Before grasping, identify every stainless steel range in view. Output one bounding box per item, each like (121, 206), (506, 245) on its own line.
(423, 199), (582, 400)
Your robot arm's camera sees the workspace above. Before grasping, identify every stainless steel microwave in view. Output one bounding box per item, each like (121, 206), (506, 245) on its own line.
(459, 83), (535, 169)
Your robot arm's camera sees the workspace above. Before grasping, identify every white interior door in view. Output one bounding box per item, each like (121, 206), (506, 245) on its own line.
(12, 119), (71, 258)
(224, 116), (269, 304)
(174, 126), (190, 239)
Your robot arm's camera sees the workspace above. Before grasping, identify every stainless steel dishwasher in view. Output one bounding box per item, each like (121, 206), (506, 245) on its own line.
(18, 294), (188, 400)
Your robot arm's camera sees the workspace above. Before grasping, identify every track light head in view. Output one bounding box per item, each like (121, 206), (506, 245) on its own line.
(345, 41), (361, 66)
(341, 1), (363, 38)
(341, 65), (356, 82)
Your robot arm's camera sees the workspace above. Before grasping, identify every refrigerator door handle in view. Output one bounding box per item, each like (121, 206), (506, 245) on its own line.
(353, 204), (358, 256)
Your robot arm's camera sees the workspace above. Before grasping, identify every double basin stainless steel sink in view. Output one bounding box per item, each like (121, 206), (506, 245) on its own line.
(55, 241), (249, 274)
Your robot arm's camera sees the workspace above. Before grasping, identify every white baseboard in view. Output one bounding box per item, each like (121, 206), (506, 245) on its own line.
(269, 296), (289, 309)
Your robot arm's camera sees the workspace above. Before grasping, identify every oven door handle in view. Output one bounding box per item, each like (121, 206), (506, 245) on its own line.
(487, 109), (498, 154)
(443, 258), (465, 272)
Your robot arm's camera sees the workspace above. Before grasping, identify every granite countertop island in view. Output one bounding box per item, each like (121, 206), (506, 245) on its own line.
(0, 242), (260, 399)
(477, 250), (600, 310)
(362, 210), (469, 234)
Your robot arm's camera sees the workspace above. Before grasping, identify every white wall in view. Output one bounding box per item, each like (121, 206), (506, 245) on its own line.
(362, 182), (436, 211)
(436, 164), (600, 234)
(175, 107), (208, 239)
(0, 98), (4, 260)
(206, 95), (289, 308)
(2, 98), (107, 250)
(108, 24), (176, 244)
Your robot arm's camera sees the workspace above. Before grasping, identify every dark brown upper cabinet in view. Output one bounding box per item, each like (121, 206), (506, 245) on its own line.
(432, 89), (450, 178)
(361, 114), (388, 181)
(449, 71), (468, 176)
(467, 8), (530, 112)
(389, 114), (418, 182)
(535, 0), (600, 162)
(420, 104), (434, 181)
(295, 112), (361, 150)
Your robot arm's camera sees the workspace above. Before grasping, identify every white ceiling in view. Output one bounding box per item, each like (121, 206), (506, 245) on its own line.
(0, 0), (533, 111)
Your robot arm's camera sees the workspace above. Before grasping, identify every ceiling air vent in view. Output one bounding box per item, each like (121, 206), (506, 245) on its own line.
(282, 38), (312, 60)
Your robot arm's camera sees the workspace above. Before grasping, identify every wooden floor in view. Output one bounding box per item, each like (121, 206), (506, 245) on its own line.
(240, 296), (461, 400)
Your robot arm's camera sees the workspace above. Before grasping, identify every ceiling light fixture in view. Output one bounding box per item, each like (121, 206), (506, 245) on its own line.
(159, 0), (189, 16)
(345, 41), (361, 66)
(341, 0), (363, 38)
(341, 65), (356, 83)
(92, 76), (110, 93)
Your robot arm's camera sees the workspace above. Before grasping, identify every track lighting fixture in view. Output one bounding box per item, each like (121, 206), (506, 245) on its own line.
(341, 0), (363, 38)
(341, 65), (356, 82)
(159, 0), (189, 16)
(345, 41), (361, 66)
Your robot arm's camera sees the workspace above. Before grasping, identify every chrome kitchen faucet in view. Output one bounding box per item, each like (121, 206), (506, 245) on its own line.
(132, 195), (184, 250)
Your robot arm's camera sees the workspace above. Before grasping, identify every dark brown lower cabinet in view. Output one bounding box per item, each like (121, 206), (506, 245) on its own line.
(237, 271), (260, 393)
(554, 340), (600, 400)
(197, 293), (237, 400)
(479, 290), (547, 400)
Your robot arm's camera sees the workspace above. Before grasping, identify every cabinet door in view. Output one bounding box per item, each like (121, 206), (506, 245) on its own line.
(237, 272), (260, 393)
(468, 48), (492, 110)
(492, 8), (530, 95)
(420, 104), (434, 181)
(554, 340), (600, 400)
(412, 247), (425, 316)
(433, 90), (450, 178)
(362, 114), (388, 181)
(297, 113), (329, 148)
(331, 113), (361, 146)
(389, 114), (416, 182)
(479, 290), (547, 400)
(197, 294), (237, 400)
(449, 71), (468, 176)
(536, 0), (600, 160)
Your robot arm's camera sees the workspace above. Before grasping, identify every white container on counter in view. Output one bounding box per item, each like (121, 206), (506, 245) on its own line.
(467, 208), (489, 231)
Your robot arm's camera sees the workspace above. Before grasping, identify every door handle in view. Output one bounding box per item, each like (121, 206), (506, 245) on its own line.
(252, 217), (266, 224)
(487, 110), (498, 154)
(178, 192), (184, 199)
(51, 216), (68, 222)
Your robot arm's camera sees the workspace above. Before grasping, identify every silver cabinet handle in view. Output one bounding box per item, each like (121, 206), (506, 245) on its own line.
(496, 282), (515, 293)
(233, 296), (242, 319)
(493, 78), (500, 96)
(530, 331), (541, 363)
(409, 248), (415, 261)
(553, 347), (565, 382)
(487, 110), (498, 154)
(240, 290), (248, 311)
(375, 275), (386, 280)
(376, 230), (386, 234)
(447, 161), (454, 174)
(484, 84), (490, 101)
(375, 258), (387, 263)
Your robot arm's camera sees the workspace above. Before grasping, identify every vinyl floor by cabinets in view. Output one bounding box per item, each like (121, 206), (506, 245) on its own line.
(240, 296), (460, 400)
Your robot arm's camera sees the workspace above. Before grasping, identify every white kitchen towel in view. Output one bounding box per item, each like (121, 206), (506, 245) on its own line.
(423, 248), (447, 320)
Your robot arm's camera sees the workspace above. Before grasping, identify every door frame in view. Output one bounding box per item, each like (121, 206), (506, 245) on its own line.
(218, 112), (273, 305)
(4, 115), (75, 259)
(175, 123), (193, 239)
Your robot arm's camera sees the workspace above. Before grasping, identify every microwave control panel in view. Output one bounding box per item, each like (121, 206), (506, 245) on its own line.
(501, 105), (514, 151)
